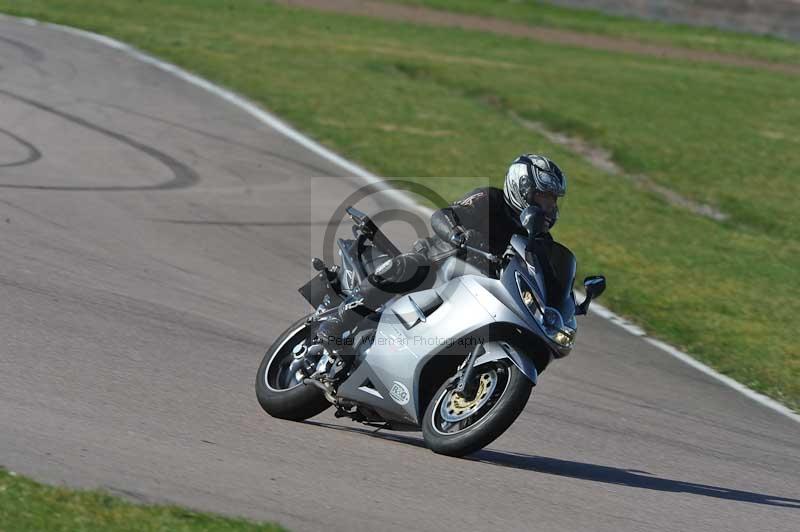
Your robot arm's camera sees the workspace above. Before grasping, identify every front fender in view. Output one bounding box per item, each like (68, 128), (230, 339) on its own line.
(474, 341), (538, 385)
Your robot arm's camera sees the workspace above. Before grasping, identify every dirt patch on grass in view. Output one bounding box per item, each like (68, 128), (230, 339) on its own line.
(277, 0), (800, 75)
(506, 111), (730, 222)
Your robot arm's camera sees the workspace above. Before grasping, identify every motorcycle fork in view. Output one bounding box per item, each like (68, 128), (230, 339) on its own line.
(453, 342), (487, 400)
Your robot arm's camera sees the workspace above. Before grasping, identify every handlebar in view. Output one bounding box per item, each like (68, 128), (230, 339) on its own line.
(346, 206), (500, 263)
(346, 206), (401, 257)
(462, 243), (501, 263)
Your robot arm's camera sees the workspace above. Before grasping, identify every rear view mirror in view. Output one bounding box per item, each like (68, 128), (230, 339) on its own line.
(576, 275), (606, 315)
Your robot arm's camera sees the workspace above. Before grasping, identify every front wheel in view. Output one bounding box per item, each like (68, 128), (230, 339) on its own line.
(255, 315), (331, 421)
(422, 360), (532, 457)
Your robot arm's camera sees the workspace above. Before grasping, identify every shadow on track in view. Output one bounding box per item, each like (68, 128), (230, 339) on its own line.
(303, 420), (800, 509)
(469, 449), (800, 509)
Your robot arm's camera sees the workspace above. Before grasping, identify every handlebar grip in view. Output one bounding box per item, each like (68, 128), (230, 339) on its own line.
(345, 206), (368, 223)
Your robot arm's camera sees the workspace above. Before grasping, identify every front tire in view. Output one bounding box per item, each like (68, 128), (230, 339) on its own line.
(422, 360), (532, 457)
(255, 315), (331, 421)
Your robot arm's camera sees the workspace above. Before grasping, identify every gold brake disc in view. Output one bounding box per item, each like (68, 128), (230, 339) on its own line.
(442, 370), (498, 422)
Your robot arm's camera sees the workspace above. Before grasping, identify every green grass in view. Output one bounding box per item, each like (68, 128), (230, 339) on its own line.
(0, 468), (284, 532)
(0, 0), (797, 417)
(384, 0), (800, 64)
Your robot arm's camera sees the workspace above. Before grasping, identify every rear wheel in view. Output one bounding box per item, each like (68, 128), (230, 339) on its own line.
(422, 360), (532, 457)
(255, 316), (331, 421)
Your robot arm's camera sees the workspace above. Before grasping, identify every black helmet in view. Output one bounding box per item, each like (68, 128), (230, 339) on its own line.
(503, 154), (567, 214)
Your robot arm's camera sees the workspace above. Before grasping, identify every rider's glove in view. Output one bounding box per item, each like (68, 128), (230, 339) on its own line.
(448, 226), (468, 247)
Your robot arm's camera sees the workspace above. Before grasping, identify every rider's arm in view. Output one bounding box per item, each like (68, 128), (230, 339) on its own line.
(431, 189), (490, 245)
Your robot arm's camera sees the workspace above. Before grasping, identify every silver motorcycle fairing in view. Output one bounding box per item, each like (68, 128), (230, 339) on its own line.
(435, 255), (484, 284)
(335, 273), (546, 425)
(473, 342), (538, 384)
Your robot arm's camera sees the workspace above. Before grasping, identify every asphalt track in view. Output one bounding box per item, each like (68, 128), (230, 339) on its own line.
(0, 18), (798, 532)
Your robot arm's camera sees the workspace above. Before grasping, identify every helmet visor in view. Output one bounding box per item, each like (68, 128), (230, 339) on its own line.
(530, 163), (566, 197)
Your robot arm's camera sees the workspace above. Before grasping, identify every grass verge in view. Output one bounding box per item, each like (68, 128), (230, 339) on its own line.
(0, 0), (797, 413)
(0, 468), (284, 532)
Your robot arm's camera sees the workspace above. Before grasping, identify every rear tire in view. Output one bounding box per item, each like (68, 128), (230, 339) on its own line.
(255, 315), (331, 421)
(422, 360), (532, 457)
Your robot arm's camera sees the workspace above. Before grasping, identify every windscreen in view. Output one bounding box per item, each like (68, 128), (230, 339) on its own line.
(528, 239), (577, 319)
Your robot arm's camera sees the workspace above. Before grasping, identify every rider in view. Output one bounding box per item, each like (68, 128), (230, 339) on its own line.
(317, 154), (567, 358)
(430, 153), (566, 268)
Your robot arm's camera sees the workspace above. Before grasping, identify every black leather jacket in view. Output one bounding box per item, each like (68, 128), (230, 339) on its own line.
(431, 187), (548, 259)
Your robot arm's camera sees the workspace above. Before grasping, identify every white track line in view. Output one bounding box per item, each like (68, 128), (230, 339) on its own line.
(4, 13), (797, 423)
(5, 15), (425, 216)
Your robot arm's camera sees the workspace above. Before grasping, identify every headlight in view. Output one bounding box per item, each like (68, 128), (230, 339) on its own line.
(521, 288), (536, 308)
(543, 307), (575, 347)
(515, 273), (576, 348)
(515, 272), (542, 317)
(551, 328), (575, 348)
(543, 307), (560, 328)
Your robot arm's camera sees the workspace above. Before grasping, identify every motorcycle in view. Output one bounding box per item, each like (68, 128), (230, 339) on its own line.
(256, 205), (606, 456)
